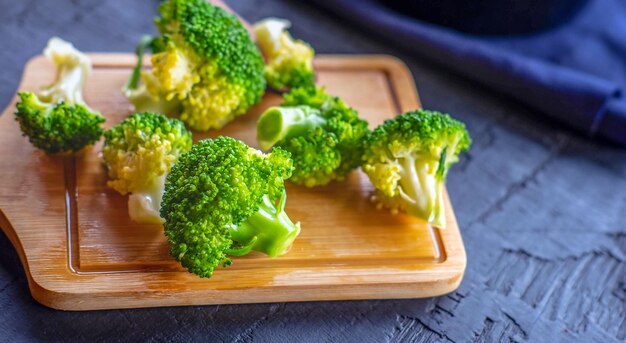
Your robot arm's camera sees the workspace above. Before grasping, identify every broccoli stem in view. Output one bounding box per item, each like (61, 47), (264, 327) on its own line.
(125, 85), (181, 115)
(40, 63), (84, 104)
(123, 35), (182, 115)
(227, 191), (301, 257)
(257, 106), (326, 150)
(128, 174), (166, 224)
(399, 156), (446, 228)
(125, 35), (154, 91)
(38, 38), (91, 105)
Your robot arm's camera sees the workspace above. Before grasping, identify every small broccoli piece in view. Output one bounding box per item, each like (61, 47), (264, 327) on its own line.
(102, 112), (192, 224)
(257, 86), (369, 187)
(14, 37), (104, 154)
(362, 110), (471, 228)
(254, 18), (315, 90)
(125, 0), (266, 131)
(160, 136), (301, 278)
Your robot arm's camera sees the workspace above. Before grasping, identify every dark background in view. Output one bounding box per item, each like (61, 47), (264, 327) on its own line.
(0, 1), (624, 342)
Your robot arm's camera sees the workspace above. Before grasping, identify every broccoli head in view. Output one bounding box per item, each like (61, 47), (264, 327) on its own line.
(125, 0), (266, 131)
(362, 110), (471, 228)
(254, 18), (315, 90)
(160, 136), (301, 278)
(257, 86), (369, 187)
(14, 37), (104, 154)
(102, 112), (192, 224)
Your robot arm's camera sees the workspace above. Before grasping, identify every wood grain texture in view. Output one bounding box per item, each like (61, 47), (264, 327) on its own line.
(0, 53), (465, 310)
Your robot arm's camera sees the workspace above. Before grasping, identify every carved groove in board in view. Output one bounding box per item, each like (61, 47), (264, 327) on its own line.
(64, 154), (449, 274)
(63, 58), (448, 275)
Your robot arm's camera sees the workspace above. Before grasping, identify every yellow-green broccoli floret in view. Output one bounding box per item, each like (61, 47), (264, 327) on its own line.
(362, 110), (471, 228)
(124, 0), (266, 131)
(254, 18), (315, 90)
(124, 36), (182, 116)
(14, 37), (104, 154)
(160, 137), (301, 278)
(257, 87), (369, 187)
(102, 112), (192, 224)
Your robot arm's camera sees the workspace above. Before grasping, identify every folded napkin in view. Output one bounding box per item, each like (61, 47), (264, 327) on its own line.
(309, 0), (626, 146)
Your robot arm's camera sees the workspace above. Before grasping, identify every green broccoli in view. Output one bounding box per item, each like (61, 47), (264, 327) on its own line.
(254, 18), (315, 90)
(102, 112), (192, 224)
(362, 110), (471, 228)
(160, 136), (301, 278)
(256, 86), (369, 187)
(125, 0), (266, 131)
(14, 37), (105, 154)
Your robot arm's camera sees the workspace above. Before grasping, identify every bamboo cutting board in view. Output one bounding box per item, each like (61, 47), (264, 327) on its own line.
(0, 54), (466, 310)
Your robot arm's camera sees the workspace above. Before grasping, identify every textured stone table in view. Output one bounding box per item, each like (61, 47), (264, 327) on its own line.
(0, 1), (624, 341)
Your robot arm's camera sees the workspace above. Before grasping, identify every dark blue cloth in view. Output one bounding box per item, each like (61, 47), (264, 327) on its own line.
(310, 0), (626, 146)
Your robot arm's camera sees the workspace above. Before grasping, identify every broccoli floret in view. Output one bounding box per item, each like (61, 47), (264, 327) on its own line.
(362, 110), (471, 228)
(102, 112), (192, 224)
(160, 136), (301, 278)
(257, 87), (369, 187)
(254, 18), (315, 90)
(125, 0), (266, 131)
(14, 37), (105, 154)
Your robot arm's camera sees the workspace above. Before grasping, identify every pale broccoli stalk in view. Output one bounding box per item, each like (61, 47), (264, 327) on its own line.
(256, 87), (369, 187)
(257, 106), (326, 150)
(371, 142), (453, 227)
(39, 37), (92, 104)
(160, 137), (301, 278)
(362, 110), (471, 228)
(102, 112), (192, 224)
(123, 35), (181, 115)
(254, 18), (315, 90)
(127, 173), (167, 224)
(14, 37), (104, 154)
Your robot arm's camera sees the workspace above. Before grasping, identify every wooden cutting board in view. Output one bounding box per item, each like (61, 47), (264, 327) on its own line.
(0, 54), (466, 310)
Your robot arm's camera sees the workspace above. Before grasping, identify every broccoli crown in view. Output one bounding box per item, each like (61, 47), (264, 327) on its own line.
(258, 87), (369, 187)
(362, 110), (471, 227)
(14, 37), (104, 154)
(15, 92), (104, 154)
(254, 18), (315, 90)
(160, 137), (295, 278)
(137, 0), (266, 131)
(102, 112), (192, 195)
(363, 110), (471, 174)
